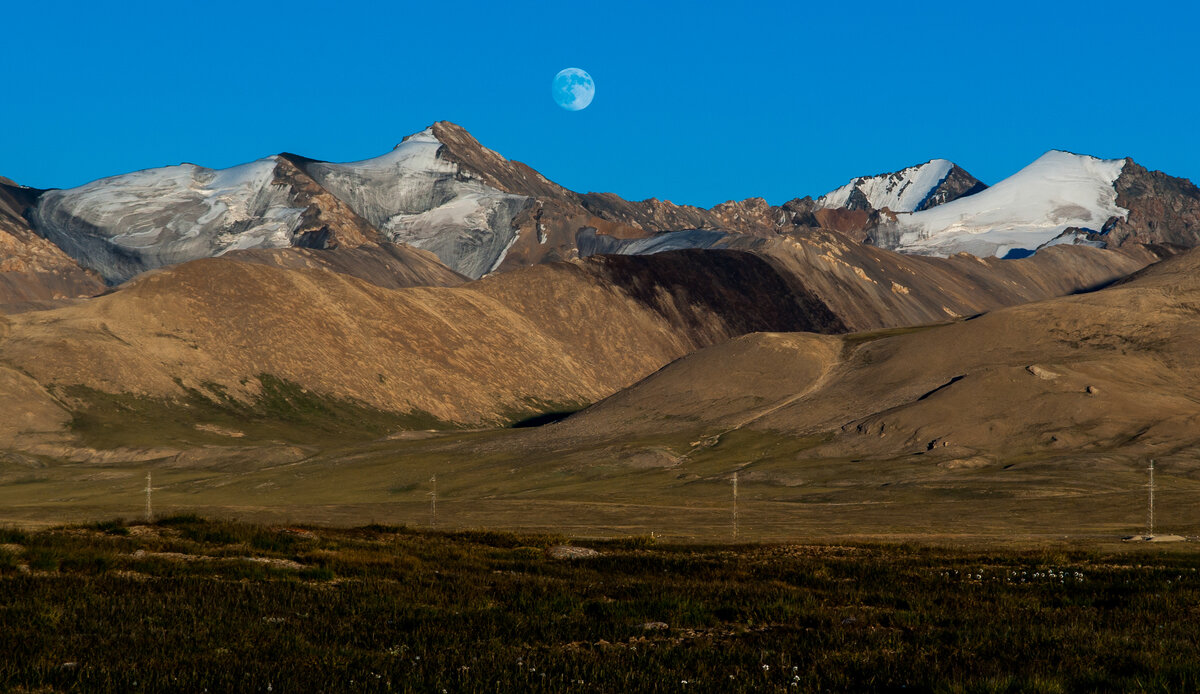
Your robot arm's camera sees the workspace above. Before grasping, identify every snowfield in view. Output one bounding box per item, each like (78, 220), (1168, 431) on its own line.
(886, 151), (1128, 258)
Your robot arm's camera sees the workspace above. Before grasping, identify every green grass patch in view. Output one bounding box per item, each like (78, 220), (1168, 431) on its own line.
(839, 322), (948, 357)
(61, 374), (458, 449)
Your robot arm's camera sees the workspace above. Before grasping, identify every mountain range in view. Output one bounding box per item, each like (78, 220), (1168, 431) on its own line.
(8, 121), (1197, 293)
(3, 122), (1200, 537)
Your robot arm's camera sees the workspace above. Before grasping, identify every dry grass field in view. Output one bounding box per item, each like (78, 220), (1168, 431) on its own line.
(2, 517), (1199, 692)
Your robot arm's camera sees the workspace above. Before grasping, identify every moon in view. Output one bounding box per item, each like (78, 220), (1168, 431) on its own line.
(552, 68), (595, 111)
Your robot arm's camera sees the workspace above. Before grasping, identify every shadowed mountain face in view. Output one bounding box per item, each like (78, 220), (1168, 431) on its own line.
(916, 164), (989, 210)
(757, 230), (1163, 331)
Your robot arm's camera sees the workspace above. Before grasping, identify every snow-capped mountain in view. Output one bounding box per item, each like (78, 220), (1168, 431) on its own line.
(19, 122), (829, 284)
(816, 159), (986, 213)
(299, 128), (531, 280)
(28, 127), (537, 283)
(872, 151), (1128, 258)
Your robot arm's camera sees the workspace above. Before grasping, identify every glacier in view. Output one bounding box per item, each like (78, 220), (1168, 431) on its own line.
(303, 128), (530, 279)
(30, 158), (307, 283)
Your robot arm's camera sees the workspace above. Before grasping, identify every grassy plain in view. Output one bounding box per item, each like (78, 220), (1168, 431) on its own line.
(3, 419), (1199, 542)
(1, 517), (1199, 692)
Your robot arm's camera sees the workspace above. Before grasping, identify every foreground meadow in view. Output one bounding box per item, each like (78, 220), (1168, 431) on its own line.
(1, 518), (1198, 692)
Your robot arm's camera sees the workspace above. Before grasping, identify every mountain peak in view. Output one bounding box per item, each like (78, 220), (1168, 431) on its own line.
(1032, 149), (1124, 166)
(817, 158), (985, 214)
(396, 126), (439, 147)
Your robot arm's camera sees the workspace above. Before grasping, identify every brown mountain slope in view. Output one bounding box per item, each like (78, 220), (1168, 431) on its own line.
(270, 154), (385, 250)
(0, 235), (1171, 451)
(759, 230), (1165, 331)
(0, 249), (847, 450)
(0, 181), (104, 308)
(223, 243), (467, 290)
(548, 248), (1200, 471)
(0, 221), (1172, 456)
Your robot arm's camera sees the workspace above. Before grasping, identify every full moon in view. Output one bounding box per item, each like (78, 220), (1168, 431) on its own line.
(552, 68), (595, 111)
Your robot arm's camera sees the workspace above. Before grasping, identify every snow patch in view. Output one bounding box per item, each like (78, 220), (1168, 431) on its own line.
(486, 228), (522, 275)
(576, 228), (737, 257)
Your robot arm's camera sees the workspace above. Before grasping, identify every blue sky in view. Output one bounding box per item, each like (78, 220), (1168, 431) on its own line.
(3, 0), (1197, 206)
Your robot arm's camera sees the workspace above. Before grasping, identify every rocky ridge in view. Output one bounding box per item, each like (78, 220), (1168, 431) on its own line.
(1089, 159), (1200, 248)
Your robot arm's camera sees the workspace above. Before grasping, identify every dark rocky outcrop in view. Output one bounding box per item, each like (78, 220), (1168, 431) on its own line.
(917, 164), (988, 211)
(1093, 160), (1200, 248)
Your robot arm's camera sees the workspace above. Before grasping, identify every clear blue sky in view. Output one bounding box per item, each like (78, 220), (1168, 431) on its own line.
(3, 0), (1197, 207)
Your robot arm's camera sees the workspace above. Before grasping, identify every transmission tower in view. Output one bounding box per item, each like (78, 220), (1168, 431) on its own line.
(144, 471), (154, 523)
(731, 472), (739, 540)
(1147, 459), (1156, 537)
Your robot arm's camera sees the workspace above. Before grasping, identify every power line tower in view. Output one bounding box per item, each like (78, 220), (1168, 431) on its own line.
(144, 471), (154, 523)
(1147, 459), (1156, 537)
(731, 472), (739, 541)
(429, 475), (438, 529)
